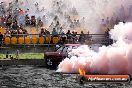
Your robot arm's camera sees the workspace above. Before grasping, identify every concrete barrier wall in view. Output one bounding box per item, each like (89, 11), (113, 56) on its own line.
(0, 59), (46, 66)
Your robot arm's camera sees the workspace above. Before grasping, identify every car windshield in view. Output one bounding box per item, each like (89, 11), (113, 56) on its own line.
(56, 45), (79, 53)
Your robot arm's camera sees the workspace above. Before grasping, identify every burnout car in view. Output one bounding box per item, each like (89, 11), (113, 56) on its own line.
(44, 44), (80, 67)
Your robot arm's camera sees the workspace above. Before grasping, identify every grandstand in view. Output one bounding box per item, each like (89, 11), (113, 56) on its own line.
(0, 0), (113, 52)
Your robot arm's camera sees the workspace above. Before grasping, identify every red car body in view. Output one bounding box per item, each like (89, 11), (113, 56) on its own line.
(44, 44), (80, 67)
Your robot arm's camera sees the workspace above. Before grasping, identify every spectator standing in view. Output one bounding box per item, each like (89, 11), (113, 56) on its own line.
(67, 16), (72, 24)
(87, 31), (91, 41)
(11, 30), (17, 37)
(105, 28), (112, 46)
(55, 21), (61, 33)
(42, 15), (48, 27)
(59, 28), (66, 44)
(0, 32), (3, 47)
(31, 16), (36, 27)
(39, 28), (45, 37)
(6, 15), (12, 28)
(18, 11), (25, 26)
(105, 28), (110, 38)
(53, 16), (59, 25)
(37, 16), (41, 24)
(37, 20), (43, 28)
(73, 19), (77, 28)
(70, 21), (75, 29)
(109, 17), (115, 29)
(45, 29), (50, 35)
(106, 17), (110, 29)
(76, 20), (80, 27)
(48, 22), (54, 31)
(72, 31), (76, 43)
(66, 30), (71, 43)
(51, 28), (58, 44)
(25, 14), (30, 26)
(12, 21), (18, 30)
(52, 28), (58, 37)
(100, 19), (107, 32)
(79, 31), (85, 44)
(60, 31), (66, 44)
(5, 30), (11, 37)
(0, 16), (6, 26)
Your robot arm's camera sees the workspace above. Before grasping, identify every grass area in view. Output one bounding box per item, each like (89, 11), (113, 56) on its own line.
(0, 53), (44, 59)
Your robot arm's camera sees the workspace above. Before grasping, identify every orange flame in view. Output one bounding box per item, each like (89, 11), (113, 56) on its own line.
(79, 68), (86, 76)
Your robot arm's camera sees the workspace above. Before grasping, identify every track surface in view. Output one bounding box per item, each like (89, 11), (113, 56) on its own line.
(0, 66), (131, 88)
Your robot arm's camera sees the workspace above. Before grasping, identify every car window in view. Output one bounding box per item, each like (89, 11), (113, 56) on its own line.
(56, 47), (64, 52)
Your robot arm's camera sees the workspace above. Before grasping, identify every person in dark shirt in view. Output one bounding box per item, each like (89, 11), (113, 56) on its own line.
(11, 30), (17, 37)
(45, 29), (50, 35)
(0, 32), (3, 41)
(79, 31), (85, 43)
(31, 16), (36, 26)
(12, 21), (18, 30)
(72, 31), (76, 43)
(66, 30), (71, 39)
(39, 28), (45, 37)
(6, 15), (12, 28)
(25, 14), (30, 26)
(105, 28), (110, 38)
(0, 32), (3, 47)
(66, 30), (71, 43)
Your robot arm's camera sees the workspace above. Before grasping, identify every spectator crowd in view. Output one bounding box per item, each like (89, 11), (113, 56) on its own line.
(0, 0), (115, 46)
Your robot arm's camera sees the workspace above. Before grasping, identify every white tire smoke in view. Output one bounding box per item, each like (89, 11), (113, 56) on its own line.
(57, 22), (132, 76)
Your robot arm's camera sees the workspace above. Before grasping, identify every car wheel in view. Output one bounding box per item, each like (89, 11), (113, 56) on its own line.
(46, 58), (53, 66)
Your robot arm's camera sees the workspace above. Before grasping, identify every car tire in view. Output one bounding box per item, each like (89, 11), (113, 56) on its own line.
(46, 58), (53, 66)
(45, 58), (58, 69)
(46, 58), (56, 69)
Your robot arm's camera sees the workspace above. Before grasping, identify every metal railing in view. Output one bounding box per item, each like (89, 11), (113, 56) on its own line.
(2, 34), (113, 46)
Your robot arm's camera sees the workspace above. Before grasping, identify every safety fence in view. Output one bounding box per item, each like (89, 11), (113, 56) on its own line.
(2, 34), (113, 46)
